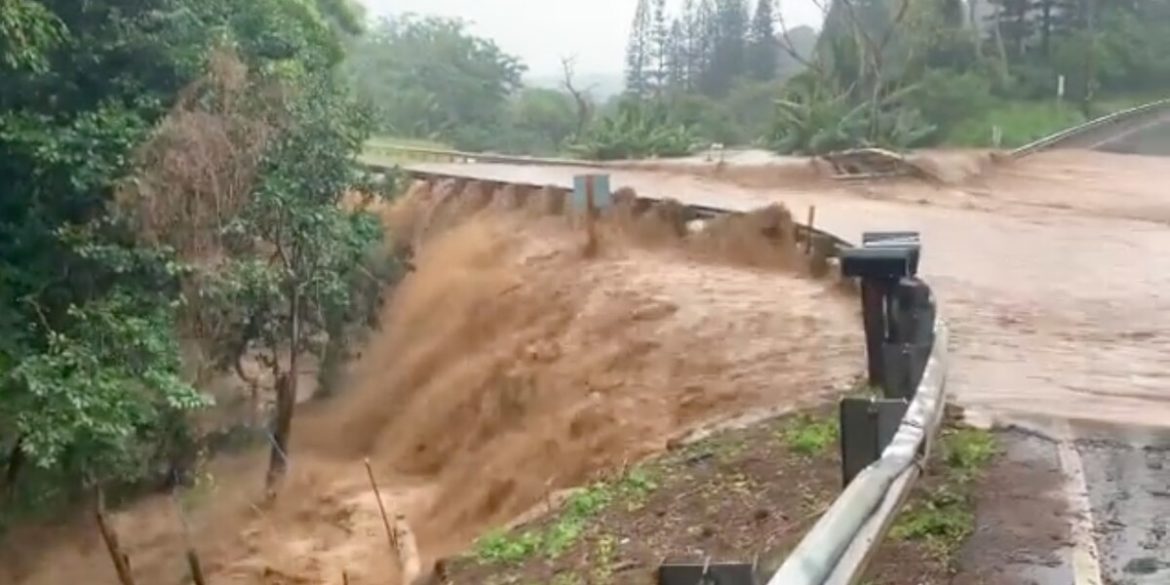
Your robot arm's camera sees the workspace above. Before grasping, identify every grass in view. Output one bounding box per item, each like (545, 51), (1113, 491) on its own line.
(779, 414), (839, 456)
(889, 426), (998, 566)
(449, 406), (996, 585)
(360, 135), (456, 167)
(473, 467), (660, 566)
(946, 100), (1087, 148)
(365, 135), (452, 150)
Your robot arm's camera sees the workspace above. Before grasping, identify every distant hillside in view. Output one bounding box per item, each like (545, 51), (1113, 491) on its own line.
(524, 71), (625, 100)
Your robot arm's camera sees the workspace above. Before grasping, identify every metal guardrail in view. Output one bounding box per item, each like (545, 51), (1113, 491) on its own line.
(772, 320), (947, 585)
(362, 144), (600, 168)
(359, 155), (947, 585)
(1010, 98), (1170, 158)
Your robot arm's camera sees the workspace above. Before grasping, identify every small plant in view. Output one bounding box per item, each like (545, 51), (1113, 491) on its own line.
(780, 415), (839, 456)
(617, 467), (659, 508)
(473, 468), (661, 566)
(474, 529), (542, 565)
(591, 534), (617, 584)
(890, 486), (974, 563)
(551, 573), (585, 585)
(942, 428), (997, 481)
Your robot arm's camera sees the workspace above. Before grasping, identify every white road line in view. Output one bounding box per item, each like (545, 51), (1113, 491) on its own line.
(1055, 422), (1104, 585)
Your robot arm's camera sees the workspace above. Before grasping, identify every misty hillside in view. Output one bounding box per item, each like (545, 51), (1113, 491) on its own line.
(525, 71), (626, 100)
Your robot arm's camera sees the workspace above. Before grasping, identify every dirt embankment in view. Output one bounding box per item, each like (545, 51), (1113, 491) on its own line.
(2, 179), (860, 585)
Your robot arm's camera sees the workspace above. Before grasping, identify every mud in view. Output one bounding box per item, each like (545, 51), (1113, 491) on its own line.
(0, 180), (860, 585)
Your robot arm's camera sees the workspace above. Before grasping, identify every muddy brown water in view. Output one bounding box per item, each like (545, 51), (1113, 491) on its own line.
(411, 150), (1170, 432)
(410, 150), (1170, 585)
(0, 182), (861, 585)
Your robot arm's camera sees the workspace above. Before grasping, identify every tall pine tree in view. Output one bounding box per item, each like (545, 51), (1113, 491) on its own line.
(681, 0), (708, 92)
(705, 0), (749, 95)
(695, 0), (721, 95)
(625, 0), (653, 96)
(666, 18), (688, 88)
(747, 0), (778, 80)
(652, 0), (670, 93)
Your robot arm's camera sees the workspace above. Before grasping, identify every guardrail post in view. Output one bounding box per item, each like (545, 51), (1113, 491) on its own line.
(838, 232), (927, 486)
(839, 398), (909, 486)
(840, 232), (921, 393)
(882, 278), (935, 399)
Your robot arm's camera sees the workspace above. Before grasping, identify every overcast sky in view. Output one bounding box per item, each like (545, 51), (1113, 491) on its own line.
(357, 0), (826, 78)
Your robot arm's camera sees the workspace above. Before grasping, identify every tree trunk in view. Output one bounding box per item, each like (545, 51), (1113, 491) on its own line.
(95, 488), (137, 585)
(1, 436), (24, 500)
(266, 288), (301, 494)
(992, 4), (1010, 84)
(1081, 0), (1097, 118)
(969, 0), (982, 56)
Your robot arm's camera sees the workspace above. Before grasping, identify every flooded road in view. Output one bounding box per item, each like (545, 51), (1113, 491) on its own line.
(413, 150), (1170, 584)
(412, 151), (1170, 432)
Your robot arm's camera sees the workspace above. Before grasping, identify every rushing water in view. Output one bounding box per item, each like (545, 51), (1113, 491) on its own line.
(414, 150), (1170, 432)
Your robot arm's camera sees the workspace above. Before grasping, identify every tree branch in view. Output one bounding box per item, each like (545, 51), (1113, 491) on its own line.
(774, 3), (824, 75)
(560, 56), (595, 139)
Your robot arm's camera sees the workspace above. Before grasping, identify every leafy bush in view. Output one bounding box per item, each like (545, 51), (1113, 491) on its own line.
(769, 77), (935, 155)
(571, 98), (696, 160)
(909, 69), (995, 140)
(780, 414), (838, 456)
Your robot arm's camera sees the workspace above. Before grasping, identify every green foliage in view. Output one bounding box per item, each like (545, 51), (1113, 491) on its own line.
(201, 71), (385, 393)
(0, 0), (381, 516)
(891, 427), (997, 564)
(0, 0), (64, 71)
(908, 69), (995, 140)
(475, 529), (543, 565)
(347, 15), (525, 150)
(769, 77), (935, 155)
(473, 468), (660, 565)
(779, 414), (838, 456)
(503, 87), (578, 155)
(941, 428), (998, 482)
(946, 100), (1085, 147)
(572, 98), (696, 160)
(7, 294), (206, 475)
(890, 485), (974, 562)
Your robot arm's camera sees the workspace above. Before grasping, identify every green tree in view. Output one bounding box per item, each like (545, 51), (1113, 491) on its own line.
(0, 0), (378, 510)
(349, 16), (525, 150)
(0, 0), (63, 71)
(198, 74), (381, 491)
(625, 0), (653, 96)
(505, 87), (578, 154)
(747, 0), (778, 80)
(651, 0), (672, 93)
(704, 0), (750, 95)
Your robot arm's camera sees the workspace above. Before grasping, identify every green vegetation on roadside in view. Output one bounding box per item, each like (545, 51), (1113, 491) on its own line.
(890, 426), (998, 566)
(780, 414), (840, 456)
(474, 467), (660, 565)
(448, 408), (1002, 585)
